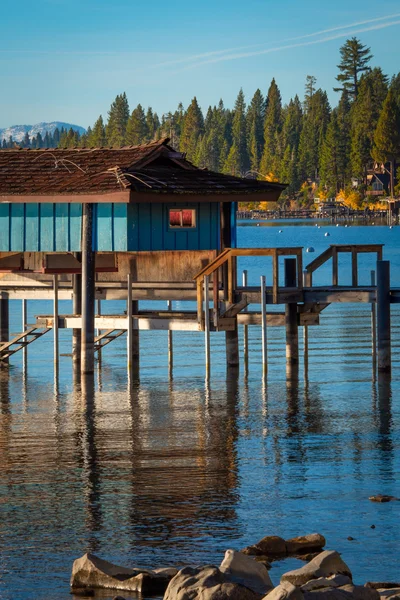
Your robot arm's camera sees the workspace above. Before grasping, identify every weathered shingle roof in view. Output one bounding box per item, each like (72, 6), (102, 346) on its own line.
(0, 138), (286, 202)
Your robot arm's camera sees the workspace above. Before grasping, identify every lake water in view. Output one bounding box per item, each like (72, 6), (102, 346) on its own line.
(0, 221), (399, 599)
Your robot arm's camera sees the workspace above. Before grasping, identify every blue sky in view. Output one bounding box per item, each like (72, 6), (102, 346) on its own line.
(1, 0), (400, 128)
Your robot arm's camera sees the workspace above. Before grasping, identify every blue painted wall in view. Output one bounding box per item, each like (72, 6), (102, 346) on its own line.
(0, 202), (221, 252)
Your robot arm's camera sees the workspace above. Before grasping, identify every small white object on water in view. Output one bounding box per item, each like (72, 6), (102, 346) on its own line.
(306, 247), (315, 253)
(390, 226), (393, 229)
(325, 232), (330, 237)
(344, 224), (348, 228)
(278, 229), (283, 233)
(257, 223), (260, 226)
(315, 224), (318, 227)
(336, 224), (339, 227)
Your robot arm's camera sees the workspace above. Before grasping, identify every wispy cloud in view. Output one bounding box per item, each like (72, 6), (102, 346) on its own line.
(172, 18), (400, 72)
(150, 12), (400, 70)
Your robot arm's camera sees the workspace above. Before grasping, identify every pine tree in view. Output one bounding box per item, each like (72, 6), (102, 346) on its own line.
(146, 107), (158, 141)
(298, 85), (330, 183)
(88, 116), (106, 146)
(23, 132), (30, 148)
(229, 88), (249, 176)
(179, 97), (204, 162)
(36, 132), (43, 149)
(246, 89), (265, 173)
(334, 37), (373, 98)
(126, 104), (149, 145)
(279, 96), (303, 194)
(53, 127), (60, 147)
(44, 131), (51, 148)
(260, 79), (282, 177)
(320, 110), (341, 193)
(106, 92), (129, 147)
(372, 87), (400, 195)
(336, 90), (352, 188)
(223, 145), (241, 176)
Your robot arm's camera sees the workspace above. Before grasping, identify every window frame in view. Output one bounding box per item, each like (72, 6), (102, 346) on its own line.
(167, 207), (198, 231)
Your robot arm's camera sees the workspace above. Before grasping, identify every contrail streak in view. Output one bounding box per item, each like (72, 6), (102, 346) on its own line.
(175, 19), (400, 72)
(151, 12), (400, 69)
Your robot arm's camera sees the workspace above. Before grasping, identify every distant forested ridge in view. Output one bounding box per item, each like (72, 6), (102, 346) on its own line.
(4, 38), (400, 206)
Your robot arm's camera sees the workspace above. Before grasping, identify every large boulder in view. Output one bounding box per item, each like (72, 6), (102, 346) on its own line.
(281, 551), (352, 587)
(262, 581), (303, 600)
(303, 584), (379, 600)
(245, 536), (287, 557)
(302, 575), (353, 592)
(220, 549), (273, 595)
(164, 566), (263, 600)
(286, 535), (326, 556)
(374, 589), (400, 600)
(70, 553), (175, 594)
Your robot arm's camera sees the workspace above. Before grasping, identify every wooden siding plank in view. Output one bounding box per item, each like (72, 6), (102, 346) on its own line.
(0, 204), (10, 251)
(40, 203), (55, 251)
(70, 203), (82, 251)
(10, 204), (24, 252)
(163, 203), (176, 251)
(114, 204), (128, 251)
(55, 204), (69, 251)
(127, 203), (138, 251)
(96, 203), (113, 251)
(138, 202), (151, 251)
(150, 203), (164, 251)
(197, 202), (209, 250)
(25, 203), (39, 252)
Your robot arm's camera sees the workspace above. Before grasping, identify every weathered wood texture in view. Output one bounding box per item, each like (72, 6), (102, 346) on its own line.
(377, 261), (391, 372)
(81, 204), (95, 374)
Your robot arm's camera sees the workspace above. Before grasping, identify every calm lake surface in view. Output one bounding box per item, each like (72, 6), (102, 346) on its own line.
(0, 221), (399, 599)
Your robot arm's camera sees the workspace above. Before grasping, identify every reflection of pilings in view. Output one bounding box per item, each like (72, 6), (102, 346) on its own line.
(284, 259), (299, 378)
(376, 372), (394, 480)
(0, 293), (9, 366)
(80, 374), (102, 550)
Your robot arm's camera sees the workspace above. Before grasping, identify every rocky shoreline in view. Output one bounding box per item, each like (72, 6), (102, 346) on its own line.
(70, 534), (400, 600)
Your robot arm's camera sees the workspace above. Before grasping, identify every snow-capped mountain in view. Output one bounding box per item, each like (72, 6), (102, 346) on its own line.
(0, 122), (86, 143)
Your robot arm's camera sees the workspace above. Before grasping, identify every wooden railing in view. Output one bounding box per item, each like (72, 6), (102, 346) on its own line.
(193, 247), (303, 330)
(305, 244), (383, 287)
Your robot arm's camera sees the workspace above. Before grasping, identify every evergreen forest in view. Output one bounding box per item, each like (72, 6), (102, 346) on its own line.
(4, 37), (400, 207)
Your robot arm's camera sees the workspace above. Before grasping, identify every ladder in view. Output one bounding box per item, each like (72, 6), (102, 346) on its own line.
(94, 329), (125, 352)
(0, 327), (51, 362)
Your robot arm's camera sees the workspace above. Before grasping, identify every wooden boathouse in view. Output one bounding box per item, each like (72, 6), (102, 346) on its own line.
(0, 138), (289, 374)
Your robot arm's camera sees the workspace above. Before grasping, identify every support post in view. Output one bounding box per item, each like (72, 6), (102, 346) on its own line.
(351, 247), (358, 287)
(81, 203), (95, 374)
(302, 271), (309, 375)
(127, 273), (133, 372)
(285, 258), (299, 367)
(371, 270), (377, 372)
(261, 275), (267, 379)
(22, 299), (27, 364)
(72, 256), (82, 366)
(332, 247), (338, 286)
(168, 300), (173, 375)
(242, 270), (249, 375)
(53, 274), (59, 367)
(376, 260), (391, 373)
(204, 275), (211, 377)
(0, 292), (9, 366)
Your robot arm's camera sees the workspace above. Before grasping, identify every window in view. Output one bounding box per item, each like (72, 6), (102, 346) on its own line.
(168, 208), (196, 229)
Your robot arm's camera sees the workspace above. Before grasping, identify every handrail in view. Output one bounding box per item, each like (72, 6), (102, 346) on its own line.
(193, 247), (304, 331)
(305, 244), (384, 287)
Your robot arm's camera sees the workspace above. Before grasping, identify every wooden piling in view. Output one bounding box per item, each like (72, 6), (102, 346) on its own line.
(204, 275), (211, 377)
(371, 270), (377, 371)
(242, 270), (249, 375)
(0, 292), (9, 365)
(53, 275), (59, 367)
(376, 260), (391, 373)
(261, 275), (267, 378)
(127, 273), (133, 371)
(81, 203), (95, 374)
(22, 299), (27, 365)
(72, 254), (82, 366)
(285, 258), (299, 367)
(168, 300), (173, 375)
(302, 271), (309, 376)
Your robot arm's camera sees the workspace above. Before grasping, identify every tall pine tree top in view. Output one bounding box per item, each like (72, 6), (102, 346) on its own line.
(373, 87), (400, 163)
(106, 92), (130, 147)
(334, 37), (372, 99)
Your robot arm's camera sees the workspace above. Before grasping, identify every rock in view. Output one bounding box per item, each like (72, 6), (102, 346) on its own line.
(301, 575), (353, 591)
(220, 549), (273, 595)
(70, 553), (174, 594)
(347, 537), (354, 541)
(262, 581), (303, 600)
(70, 590), (95, 597)
(303, 585), (379, 600)
(254, 556), (272, 570)
(368, 495), (398, 503)
(375, 589), (400, 600)
(370, 525), (376, 529)
(294, 552), (321, 563)
(281, 551), (352, 587)
(251, 535), (287, 557)
(366, 585), (400, 591)
(164, 565), (263, 600)
(242, 546), (261, 556)
(286, 534), (326, 555)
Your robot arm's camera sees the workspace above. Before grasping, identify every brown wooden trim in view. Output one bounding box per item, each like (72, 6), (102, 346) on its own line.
(0, 191), (131, 204)
(129, 190), (285, 204)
